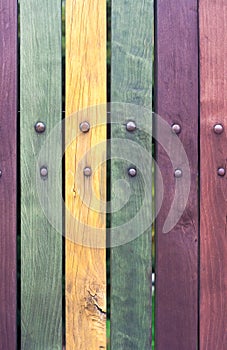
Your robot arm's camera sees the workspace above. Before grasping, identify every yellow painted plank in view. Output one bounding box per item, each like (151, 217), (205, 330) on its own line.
(65, 0), (106, 349)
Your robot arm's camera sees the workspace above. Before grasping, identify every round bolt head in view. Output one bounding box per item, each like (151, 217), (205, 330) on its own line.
(213, 123), (224, 134)
(128, 167), (137, 177)
(171, 123), (181, 134)
(35, 121), (46, 133)
(217, 167), (225, 177)
(84, 167), (92, 177)
(126, 121), (137, 132)
(0, 170), (2, 177)
(40, 166), (48, 177)
(174, 169), (183, 178)
(79, 121), (90, 133)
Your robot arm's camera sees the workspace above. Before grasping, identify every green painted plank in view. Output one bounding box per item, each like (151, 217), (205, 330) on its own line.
(110, 1), (153, 349)
(20, 1), (62, 348)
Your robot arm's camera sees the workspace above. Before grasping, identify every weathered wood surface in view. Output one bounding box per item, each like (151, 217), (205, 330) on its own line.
(20, 0), (62, 348)
(111, 1), (153, 349)
(200, 1), (227, 349)
(0, 0), (17, 348)
(65, 0), (107, 348)
(155, 1), (198, 349)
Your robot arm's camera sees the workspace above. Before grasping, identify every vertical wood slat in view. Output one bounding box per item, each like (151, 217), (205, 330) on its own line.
(111, 1), (153, 349)
(0, 0), (17, 348)
(20, 0), (62, 348)
(65, 0), (106, 348)
(155, 1), (199, 349)
(200, 1), (227, 349)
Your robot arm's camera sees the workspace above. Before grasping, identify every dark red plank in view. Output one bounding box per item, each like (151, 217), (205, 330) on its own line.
(155, 1), (199, 349)
(0, 0), (17, 348)
(200, 1), (227, 349)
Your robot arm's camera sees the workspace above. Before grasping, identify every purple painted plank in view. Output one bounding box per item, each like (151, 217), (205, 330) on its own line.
(155, 0), (198, 349)
(0, 0), (17, 349)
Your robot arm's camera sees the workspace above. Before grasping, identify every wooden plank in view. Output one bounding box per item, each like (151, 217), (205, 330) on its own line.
(199, 1), (227, 348)
(0, 0), (17, 348)
(111, 1), (153, 349)
(20, 0), (62, 348)
(65, 0), (106, 349)
(155, 1), (199, 349)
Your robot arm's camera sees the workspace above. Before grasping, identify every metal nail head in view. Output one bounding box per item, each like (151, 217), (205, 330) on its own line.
(174, 169), (183, 178)
(35, 121), (46, 133)
(126, 121), (137, 132)
(40, 166), (48, 177)
(79, 121), (90, 133)
(171, 123), (181, 134)
(84, 167), (92, 177)
(213, 123), (224, 134)
(128, 167), (137, 177)
(217, 167), (225, 177)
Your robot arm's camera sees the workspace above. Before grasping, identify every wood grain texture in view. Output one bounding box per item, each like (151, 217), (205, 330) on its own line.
(20, 0), (62, 348)
(0, 0), (17, 349)
(155, 1), (199, 349)
(65, 0), (106, 349)
(111, 1), (153, 349)
(200, 1), (227, 349)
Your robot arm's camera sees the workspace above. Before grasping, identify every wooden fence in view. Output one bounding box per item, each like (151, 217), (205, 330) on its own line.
(0, 0), (226, 349)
